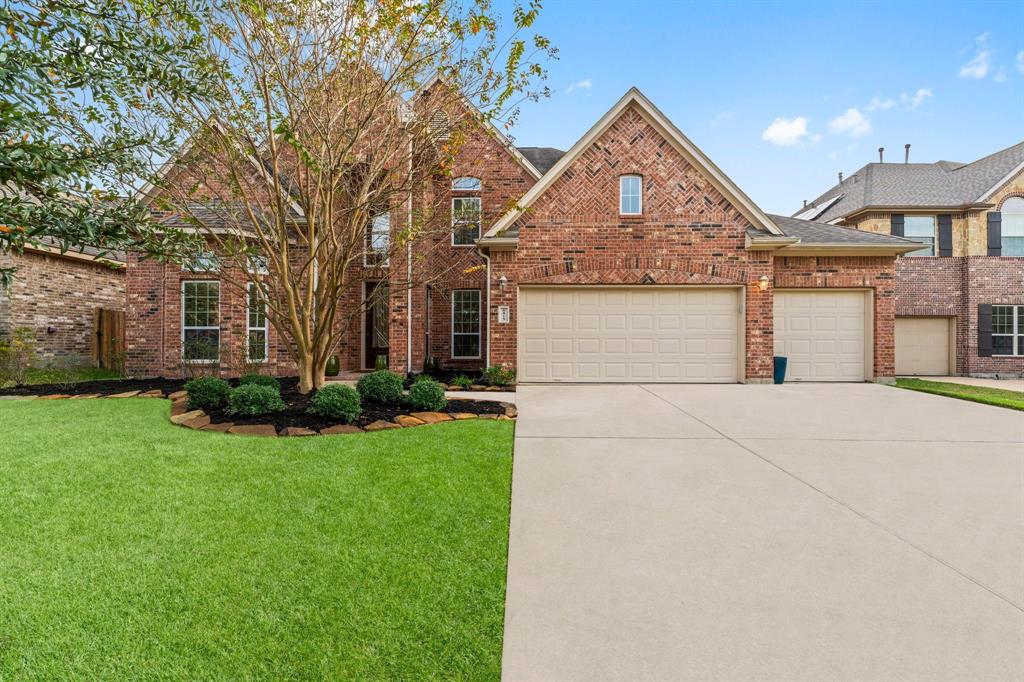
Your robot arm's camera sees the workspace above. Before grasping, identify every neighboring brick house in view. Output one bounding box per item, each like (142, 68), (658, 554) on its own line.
(0, 241), (125, 365)
(126, 87), (917, 383)
(796, 141), (1024, 377)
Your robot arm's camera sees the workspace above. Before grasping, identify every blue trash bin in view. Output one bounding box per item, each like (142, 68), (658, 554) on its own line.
(773, 356), (787, 384)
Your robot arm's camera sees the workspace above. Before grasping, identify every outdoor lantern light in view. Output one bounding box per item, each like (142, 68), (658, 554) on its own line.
(498, 274), (508, 290)
(757, 275), (770, 291)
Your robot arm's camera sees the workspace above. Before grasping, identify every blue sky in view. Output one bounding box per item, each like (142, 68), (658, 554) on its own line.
(501, 0), (1024, 214)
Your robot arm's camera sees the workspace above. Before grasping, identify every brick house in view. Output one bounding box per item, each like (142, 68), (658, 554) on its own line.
(796, 141), (1024, 377)
(126, 87), (917, 383)
(1, 241), (125, 364)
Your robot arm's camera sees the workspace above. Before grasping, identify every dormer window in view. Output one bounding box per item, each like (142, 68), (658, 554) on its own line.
(620, 175), (642, 215)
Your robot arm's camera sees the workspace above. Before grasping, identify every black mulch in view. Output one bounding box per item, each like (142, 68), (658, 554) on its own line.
(0, 376), (189, 397)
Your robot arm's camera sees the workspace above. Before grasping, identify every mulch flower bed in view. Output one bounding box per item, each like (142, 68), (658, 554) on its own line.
(0, 376), (188, 398)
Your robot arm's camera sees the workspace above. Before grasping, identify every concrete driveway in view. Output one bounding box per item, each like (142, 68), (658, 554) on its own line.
(502, 383), (1024, 681)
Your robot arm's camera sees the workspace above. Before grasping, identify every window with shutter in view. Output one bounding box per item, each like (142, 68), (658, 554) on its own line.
(890, 214), (904, 237)
(937, 214), (952, 257)
(1000, 199), (1024, 256)
(987, 212), (1002, 257)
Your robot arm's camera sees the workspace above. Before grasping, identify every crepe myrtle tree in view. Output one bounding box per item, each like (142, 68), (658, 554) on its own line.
(142, 0), (554, 393)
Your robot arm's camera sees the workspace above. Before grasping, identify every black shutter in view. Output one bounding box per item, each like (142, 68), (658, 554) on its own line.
(978, 304), (993, 357)
(938, 214), (953, 257)
(987, 212), (1002, 256)
(890, 214), (904, 237)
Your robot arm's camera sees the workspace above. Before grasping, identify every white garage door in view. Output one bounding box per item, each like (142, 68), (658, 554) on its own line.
(518, 287), (740, 383)
(896, 317), (951, 376)
(774, 290), (867, 382)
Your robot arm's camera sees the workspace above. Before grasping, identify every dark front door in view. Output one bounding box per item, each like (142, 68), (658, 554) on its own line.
(364, 281), (389, 369)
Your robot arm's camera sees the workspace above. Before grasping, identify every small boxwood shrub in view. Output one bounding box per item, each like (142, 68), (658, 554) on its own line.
(239, 373), (280, 391)
(308, 384), (362, 423)
(481, 365), (516, 387)
(356, 369), (404, 404)
(450, 374), (473, 389)
(408, 376), (446, 411)
(184, 376), (230, 411)
(226, 384), (285, 417)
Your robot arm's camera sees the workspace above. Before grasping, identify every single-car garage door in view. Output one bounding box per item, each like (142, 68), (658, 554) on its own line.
(895, 317), (951, 376)
(774, 290), (867, 382)
(518, 286), (740, 383)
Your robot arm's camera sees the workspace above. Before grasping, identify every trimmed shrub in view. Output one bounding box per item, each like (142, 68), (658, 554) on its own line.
(481, 365), (516, 387)
(184, 376), (230, 411)
(226, 384), (285, 417)
(408, 376), (446, 411)
(450, 374), (473, 389)
(308, 384), (362, 423)
(356, 369), (404, 404)
(239, 373), (280, 391)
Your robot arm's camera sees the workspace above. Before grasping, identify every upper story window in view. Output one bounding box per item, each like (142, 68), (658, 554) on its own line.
(452, 176), (481, 191)
(992, 305), (1023, 356)
(182, 252), (219, 273)
(619, 175), (642, 215)
(452, 177), (482, 246)
(903, 216), (936, 257)
(365, 212), (390, 266)
(1001, 198), (1024, 256)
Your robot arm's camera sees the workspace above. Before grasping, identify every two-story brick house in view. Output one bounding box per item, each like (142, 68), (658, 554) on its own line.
(126, 87), (917, 383)
(796, 141), (1024, 377)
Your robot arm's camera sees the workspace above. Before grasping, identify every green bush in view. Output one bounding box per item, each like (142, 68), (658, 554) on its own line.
(226, 384), (285, 417)
(480, 365), (516, 387)
(374, 354), (389, 371)
(239, 373), (280, 391)
(450, 374), (473, 389)
(356, 369), (404, 404)
(408, 376), (446, 412)
(308, 384), (362, 423)
(184, 376), (230, 411)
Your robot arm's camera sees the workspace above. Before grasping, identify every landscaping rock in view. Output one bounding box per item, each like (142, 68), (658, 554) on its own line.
(364, 420), (401, 431)
(0, 395), (35, 400)
(478, 413), (499, 419)
(72, 393), (101, 399)
(38, 394), (71, 400)
(108, 390), (140, 398)
(138, 389), (164, 398)
(505, 406), (518, 417)
(320, 424), (363, 435)
(497, 414), (513, 420)
(484, 386), (503, 392)
(202, 422), (234, 432)
(181, 413), (211, 429)
(281, 426), (317, 437)
(227, 424), (277, 437)
(410, 411), (452, 424)
(170, 409), (206, 425)
(452, 413), (478, 420)
(171, 400), (188, 416)
(168, 390), (188, 400)
(469, 384), (487, 391)
(394, 415), (425, 427)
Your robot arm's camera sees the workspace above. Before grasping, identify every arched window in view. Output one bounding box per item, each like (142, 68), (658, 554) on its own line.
(1001, 197), (1024, 256)
(452, 176), (482, 191)
(619, 174), (642, 215)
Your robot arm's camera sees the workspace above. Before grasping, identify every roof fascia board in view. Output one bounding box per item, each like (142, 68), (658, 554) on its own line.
(777, 243), (922, 255)
(23, 243), (125, 267)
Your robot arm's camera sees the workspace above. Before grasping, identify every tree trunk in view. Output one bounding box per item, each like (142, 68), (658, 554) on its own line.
(297, 355), (317, 394)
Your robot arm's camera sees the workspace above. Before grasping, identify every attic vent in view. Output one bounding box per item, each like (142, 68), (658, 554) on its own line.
(430, 111), (449, 140)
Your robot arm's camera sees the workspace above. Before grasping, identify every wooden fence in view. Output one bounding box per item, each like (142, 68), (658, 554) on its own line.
(92, 308), (125, 370)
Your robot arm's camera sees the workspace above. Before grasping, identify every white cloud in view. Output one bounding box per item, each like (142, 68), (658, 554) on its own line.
(566, 78), (592, 94)
(865, 96), (896, 112)
(900, 88), (933, 109)
(1017, 50), (1024, 74)
(761, 116), (811, 146)
(959, 32), (993, 79)
(828, 108), (872, 138)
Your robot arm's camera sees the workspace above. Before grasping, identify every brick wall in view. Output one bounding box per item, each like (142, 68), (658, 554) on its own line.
(0, 249), (124, 363)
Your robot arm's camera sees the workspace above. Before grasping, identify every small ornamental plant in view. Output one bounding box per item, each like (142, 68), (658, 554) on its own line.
(408, 376), (447, 411)
(356, 369), (404, 404)
(450, 374), (473, 389)
(308, 384), (362, 423)
(480, 365), (515, 387)
(226, 384), (285, 417)
(239, 373), (280, 391)
(184, 376), (230, 411)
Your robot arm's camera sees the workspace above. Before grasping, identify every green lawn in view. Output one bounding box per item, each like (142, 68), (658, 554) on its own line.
(0, 398), (514, 680)
(1, 366), (122, 388)
(895, 378), (1024, 411)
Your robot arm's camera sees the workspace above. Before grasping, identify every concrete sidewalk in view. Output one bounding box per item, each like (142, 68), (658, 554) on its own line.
(502, 383), (1024, 681)
(920, 375), (1024, 392)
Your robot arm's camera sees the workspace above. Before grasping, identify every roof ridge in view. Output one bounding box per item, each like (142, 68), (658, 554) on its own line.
(956, 139), (1024, 170)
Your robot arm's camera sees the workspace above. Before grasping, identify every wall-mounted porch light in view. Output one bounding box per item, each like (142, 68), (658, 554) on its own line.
(757, 275), (770, 291)
(498, 274), (508, 290)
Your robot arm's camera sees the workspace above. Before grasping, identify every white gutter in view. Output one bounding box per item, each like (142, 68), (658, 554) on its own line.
(406, 139), (414, 374)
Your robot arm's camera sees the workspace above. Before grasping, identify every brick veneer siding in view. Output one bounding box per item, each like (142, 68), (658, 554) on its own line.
(895, 256), (1024, 376)
(0, 249), (124, 363)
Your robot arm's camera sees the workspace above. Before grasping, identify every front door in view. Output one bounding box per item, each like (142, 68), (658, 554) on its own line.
(364, 281), (389, 369)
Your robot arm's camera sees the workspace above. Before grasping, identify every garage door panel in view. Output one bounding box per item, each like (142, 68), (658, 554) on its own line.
(519, 287), (739, 383)
(774, 291), (866, 382)
(895, 317), (951, 376)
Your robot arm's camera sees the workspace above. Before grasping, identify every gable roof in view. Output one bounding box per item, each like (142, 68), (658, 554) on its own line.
(516, 147), (565, 174)
(483, 88), (783, 239)
(796, 140), (1024, 222)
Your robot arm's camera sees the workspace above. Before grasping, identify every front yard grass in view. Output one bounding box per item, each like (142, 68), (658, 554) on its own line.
(0, 398), (514, 680)
(895, 378), (1024, 411)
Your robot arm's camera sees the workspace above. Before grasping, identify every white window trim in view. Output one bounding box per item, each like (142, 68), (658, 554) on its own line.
(451, 196), (482, 247)
(246, 282), (269, 363)
(992, 304), (1024, 357)
(451, 289), (482, 359)
(181, 280), (220, 363)
(452, 176), (482, 191)
(1000, 198), (1024, 257)
(364, 212), (391, 267)
(620, 174), (643, 216)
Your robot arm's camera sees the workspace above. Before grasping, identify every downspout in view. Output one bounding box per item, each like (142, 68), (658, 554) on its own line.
(406, 137), (413, 374)
(476, 245), (491, 367)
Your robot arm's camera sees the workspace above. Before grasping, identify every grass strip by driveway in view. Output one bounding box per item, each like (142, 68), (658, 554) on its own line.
(0, 398), (513, 680)
(895, 378), (1024, 411)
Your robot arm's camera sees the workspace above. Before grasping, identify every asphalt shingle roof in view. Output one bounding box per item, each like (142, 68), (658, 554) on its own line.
(516, 147), (566, 175)
(766, 214), (917, 246)
(794, 140), (1024, 223)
